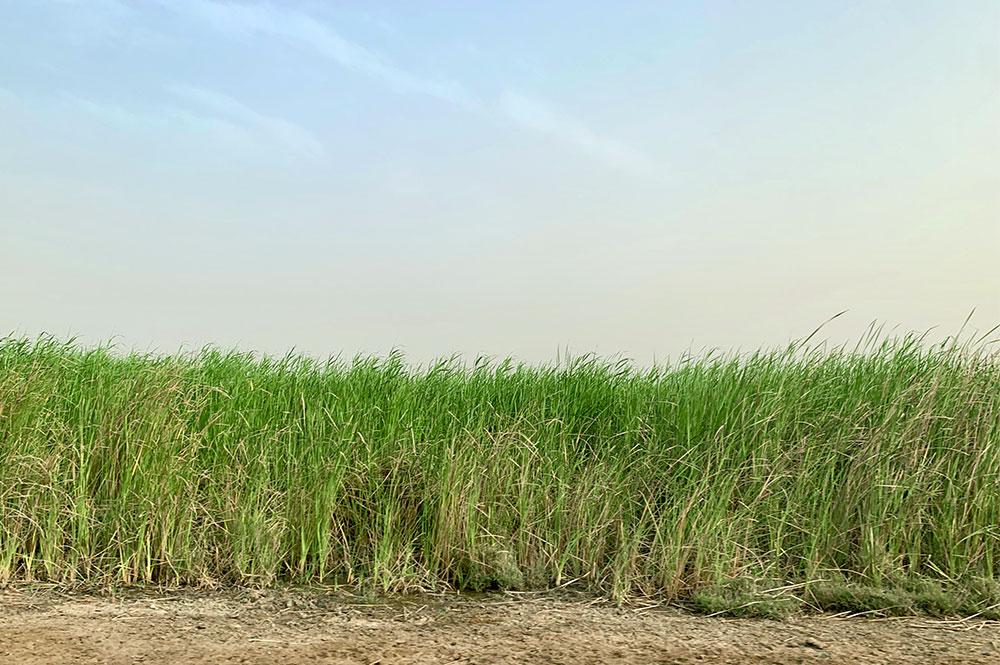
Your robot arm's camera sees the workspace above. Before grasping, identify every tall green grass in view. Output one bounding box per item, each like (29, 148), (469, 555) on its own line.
(1, 331), (998, 607)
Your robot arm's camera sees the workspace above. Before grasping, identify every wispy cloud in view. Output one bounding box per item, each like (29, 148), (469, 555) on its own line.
(177, 0), (479, 109)
(499, 92), (667, 181)
(62, 92), (265, 151)
(18, 87), (324, 159)
(169, 0), (666, 179)
(166, 84), (324, 158)
(40, 0), (171, 49)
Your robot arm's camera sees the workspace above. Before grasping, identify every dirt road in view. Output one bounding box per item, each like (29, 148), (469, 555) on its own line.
(1, 588), (997, 664)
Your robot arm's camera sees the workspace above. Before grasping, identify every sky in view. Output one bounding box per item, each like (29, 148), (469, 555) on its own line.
(1, 1), (998, 364)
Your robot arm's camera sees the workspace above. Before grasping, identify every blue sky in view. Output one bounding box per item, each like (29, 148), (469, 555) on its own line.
(1, 1), (998, 362)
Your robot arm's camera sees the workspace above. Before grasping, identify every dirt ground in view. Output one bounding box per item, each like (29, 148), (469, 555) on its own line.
(1, 588), (998, 665)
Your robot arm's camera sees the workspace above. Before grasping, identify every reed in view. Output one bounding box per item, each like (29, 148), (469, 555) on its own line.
(1, 331), (997, 612)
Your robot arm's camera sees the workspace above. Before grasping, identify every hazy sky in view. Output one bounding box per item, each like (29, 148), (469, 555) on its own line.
(2, 1), (998, 363)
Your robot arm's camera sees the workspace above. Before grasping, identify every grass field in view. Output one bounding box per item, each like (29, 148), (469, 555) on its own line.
(1, 331), (998, 616)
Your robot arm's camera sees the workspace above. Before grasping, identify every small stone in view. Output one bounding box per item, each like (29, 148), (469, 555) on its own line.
(802, 637), (825, 650)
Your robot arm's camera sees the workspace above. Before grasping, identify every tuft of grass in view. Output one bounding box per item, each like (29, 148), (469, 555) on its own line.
(806, 578), (1000, 618)
(0, 330), (998, 616)
(807, 581), (916, 616)
(690, 579), (801, 619)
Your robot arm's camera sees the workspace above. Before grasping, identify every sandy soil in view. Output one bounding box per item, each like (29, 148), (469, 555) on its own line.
(1, 588), (998, 664)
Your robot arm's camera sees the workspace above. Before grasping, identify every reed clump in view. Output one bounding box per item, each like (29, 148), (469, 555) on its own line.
(1, 332), (997, 613)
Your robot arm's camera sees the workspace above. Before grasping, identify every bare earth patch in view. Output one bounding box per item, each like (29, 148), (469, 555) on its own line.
(1, 588), (998, 664)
